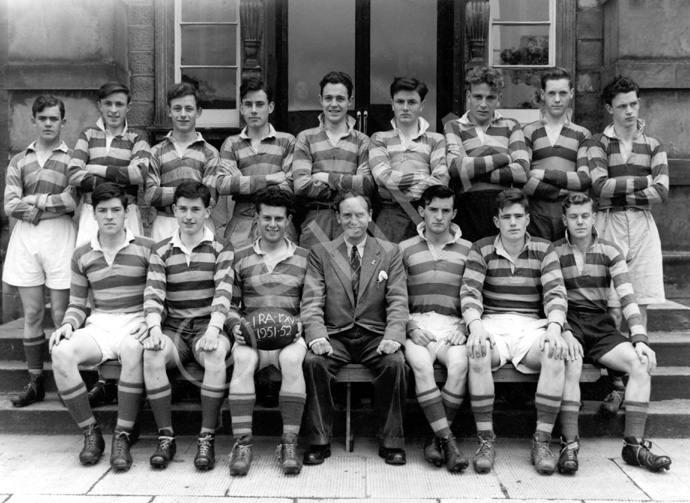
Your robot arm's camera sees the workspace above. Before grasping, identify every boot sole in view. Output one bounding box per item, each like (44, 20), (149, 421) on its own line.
(230, 467), (249, 476)
(150, 458), (171, 469)
(447, 460), (470, 473)
(194, 460), (215, 471)
(558, 465), (578, 475)
(80, 455), (102, 466)
(282, 465), (302, 475)
(110, 460), (132, 471)
(10, 397), (45, 408)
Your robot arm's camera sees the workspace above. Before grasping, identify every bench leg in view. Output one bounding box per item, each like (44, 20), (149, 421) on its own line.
(346, 382), (354, 452)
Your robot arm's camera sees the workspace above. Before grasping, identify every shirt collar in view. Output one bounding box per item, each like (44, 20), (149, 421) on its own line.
(165, 131), (205, 145)
(239, 123), (277, 141)
(494, 231), (531, 258)
(252, 237), (296, 258)
(90, 228), (135, 253)
(96, 116), (128, 136)
(538, 108), (573, 126)
(602, 118), (646, 140)
(565, 226), (600, 248)
(458, 110), (504, 127)
(318, 113), (357, 133)
(170, 225), (215, 251)
(27, 141), (70, 154)
(416, 222), (463, 245)
(344, 236), (367, 258)
(390, 117), (430, 140)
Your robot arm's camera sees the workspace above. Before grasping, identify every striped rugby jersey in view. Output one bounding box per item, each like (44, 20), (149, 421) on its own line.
(225, 238), (309, 331)
(444, 111), (529, 194)
(370, 118), (449, 203)
(553, 230), (646, 344)
(400, 223), (471, 331)
(68, 118), (150, 202)
(217, 125), (295, 204)
(461, 234), (567, 326)
(63, 230), (155, 330)
(145, 132), (220, 214)
(144, 228), (234, 333)
(522, 113), (592, 200)
(587, 120), (669, 210)
(293, 114), (373, 203)
(4, 141), (79, 224)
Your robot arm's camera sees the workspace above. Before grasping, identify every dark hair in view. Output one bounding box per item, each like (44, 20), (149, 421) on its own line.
(602, 75), (640, 106)
(496, 188), (528, 215)
(390, 77), (428, 101)
(562, 192), (594, 211)
(32, 95), (65, 119)
(173, 181), (211, 207)
(419, 185), (455, 209)
(319, 71), (354, 98)
(335, 190), (372, 213)
(167, 82), (200, 107)
(540, 67), (573, 90)
(240, 77), (273, 102)
(255, 185), (293, 215)
(98, 82), (131, 104)
(92, 182), (128, 209)
(466, 66), (505, 91)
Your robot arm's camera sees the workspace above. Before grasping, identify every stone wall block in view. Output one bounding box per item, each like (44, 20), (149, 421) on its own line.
(576, 73), (599, 94)
(129, 51), (154, 76)
(577, 40), (603, 70)
(128, 26), (154, 52)
(576, 10), (603, 39)
(131, 76), (154, 102)
(127, 3), (154, 26)
(128, 101), (154, 128)
(577, 0), (600, 10)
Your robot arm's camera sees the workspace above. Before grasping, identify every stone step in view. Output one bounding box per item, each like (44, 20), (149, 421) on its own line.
(1, 393), (688, 439)
(647, 300), (690, 332)
(663, 251), (690, 302)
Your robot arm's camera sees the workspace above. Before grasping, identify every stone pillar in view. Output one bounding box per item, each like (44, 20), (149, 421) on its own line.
(240, 0), (265, 81)
(125, 0), (155, 128)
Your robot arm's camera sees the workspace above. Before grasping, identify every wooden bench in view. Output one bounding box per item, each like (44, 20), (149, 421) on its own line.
(97, 361), (602, 452)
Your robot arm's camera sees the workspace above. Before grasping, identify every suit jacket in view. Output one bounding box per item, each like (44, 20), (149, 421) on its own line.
(301, 235), (409, 345)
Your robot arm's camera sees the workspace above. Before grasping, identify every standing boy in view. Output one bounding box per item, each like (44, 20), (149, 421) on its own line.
(370, 77), (449, 243)
(218, 78), (298, 249)
(293, 71), (373, 249)
(444, 67), (529, 242)
(4, 95), (79, 407)
(49, 183), (154, 470)
(145, 82), (220, 242)
(143, 182), (234, 471)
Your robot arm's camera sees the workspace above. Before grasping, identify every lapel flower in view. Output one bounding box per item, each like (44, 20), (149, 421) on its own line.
(377, 270), (388, 283)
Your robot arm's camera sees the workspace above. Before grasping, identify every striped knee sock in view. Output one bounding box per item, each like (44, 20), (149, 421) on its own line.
(470, 393), (495, 436)
(24, 334), (45, 375)
(279, 391), (306, 437)
(147, 384), (173, 433)
(624, 401), (649, 438)
(60, 382), (96, 428)
(535, 392), (562, 439)
(229, 392), (256, 438)
(559, 400), (580, 441)
(441, 386), (464, 425)
(418, 387), (451, 437)
(115, 380), (143, 432)
(200, 383), (227, 433)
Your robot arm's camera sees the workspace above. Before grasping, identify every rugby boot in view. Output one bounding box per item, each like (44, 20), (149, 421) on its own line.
(622, 437), (672, 472)
(109, 430), (133, 471)
(276, 433), (301, 475)
(599, 389), (625, 418)
(473, 433), (496, 474)
(10, 374), (45, 407)
(423, 437), (443, 467)
(440, 434), (469, 473)
(557, 437), (579, 474)
(79, 423), (105, 465)
(150, 429), (176, 469)
(229, 436), (253, 476)
(530, 434), (557, 475)
(194, 433), (216, 471)
(303, 443), (331, 465)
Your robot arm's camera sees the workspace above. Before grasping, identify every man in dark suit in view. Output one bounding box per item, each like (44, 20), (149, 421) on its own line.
(301, 190), (409, 465)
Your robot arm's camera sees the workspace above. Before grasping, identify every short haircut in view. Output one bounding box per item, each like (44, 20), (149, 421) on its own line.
(390, 77), (428, 101)
(496, 188), (528, 215)
(562, 192), (594, 212)
(419, 185), (455, 209)
(240, 77), (273, 102)
(255, 185), (294, 215)
(602, 75), (640, 106)
(319, 71), (354, 98)
(91, 182), (128, 209)
(167, 82), (200, 107)
(98, 82), (131, 104)
(466, 66), (505, 91)
(173, 181), (211, 207)
(335, 190), (372, 213)
(540, 67), (573, 90)
(32, 95), (65, 119)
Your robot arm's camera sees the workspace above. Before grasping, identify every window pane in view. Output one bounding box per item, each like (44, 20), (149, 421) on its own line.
(182, 68), (237, 109)
(492, 0), (549, 22)
(181, 25), (237, 66)
(491, 25), (549, 66)
(181, 0), (237, 22)
(499, 69), (543, 109)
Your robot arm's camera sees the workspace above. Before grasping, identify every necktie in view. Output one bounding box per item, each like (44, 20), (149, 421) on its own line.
(350, 245), (361, 300)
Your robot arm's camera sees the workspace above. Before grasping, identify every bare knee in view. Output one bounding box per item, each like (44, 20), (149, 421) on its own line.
(143, 349), (167, 374)
(564, 358), (582, 381)
(120, 337), (144, 366)
(541, 353), (565, 377)
(51, 344), (78, 375)
(23, 304), (45, 329)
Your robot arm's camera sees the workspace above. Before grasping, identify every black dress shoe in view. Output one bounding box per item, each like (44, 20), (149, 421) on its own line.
(303, 444), (331, 465)
(378, 447), (406, 465)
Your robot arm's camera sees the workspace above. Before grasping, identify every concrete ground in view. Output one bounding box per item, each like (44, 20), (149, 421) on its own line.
(0, 435), (687, 502)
